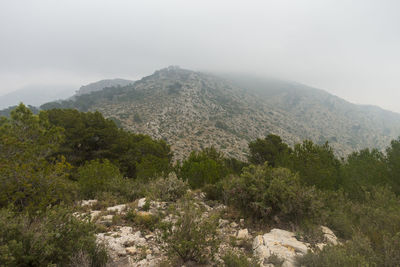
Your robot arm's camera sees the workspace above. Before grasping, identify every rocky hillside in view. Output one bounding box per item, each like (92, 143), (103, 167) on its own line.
(41, 66), (400, 161)
(76, 191), (339, 267)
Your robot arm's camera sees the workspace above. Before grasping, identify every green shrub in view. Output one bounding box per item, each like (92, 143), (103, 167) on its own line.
(222, 251), (260, 267)
(145, 172), (188, 201)
(296, 234), (374, 267)
(248, 134), (291, 167)
(203, 182), (224, 201)
(314, 187), (400, 266)
(77, 159), (132, 199)
(159, 195), (220, 263)
(222, 163), (324, 224)
(125, 210), (160, 231)
(0, 206), (108, 267)
(282, 140), (341, 190)
(341, 148), (389, 199)
(178, 147), (228, 189)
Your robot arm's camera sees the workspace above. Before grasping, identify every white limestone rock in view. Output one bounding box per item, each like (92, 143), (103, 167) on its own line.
(137, 198), (147, 209)
(80, 199), (98, 207)
(320, 226), (339, 245)
(237, 228), (250, 239)
(107, 204), (127, 214)
(253, 228), (311, 266)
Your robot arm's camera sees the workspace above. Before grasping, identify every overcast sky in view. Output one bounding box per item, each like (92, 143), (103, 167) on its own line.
(0, 0), (399, 112)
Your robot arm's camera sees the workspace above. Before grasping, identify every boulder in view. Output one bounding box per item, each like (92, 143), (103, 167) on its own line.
(97, 227), (146, 258)
(253, 228), (311, 266)
(320, 226), (338, 245)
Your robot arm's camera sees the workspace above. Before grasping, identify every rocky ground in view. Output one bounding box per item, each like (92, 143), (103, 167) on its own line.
(75, 192), (339, 267)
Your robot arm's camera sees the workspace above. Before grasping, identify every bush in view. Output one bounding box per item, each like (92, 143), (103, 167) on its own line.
(283, 140), (341, 190)
(222, 251), (260, 267)
(222, 163), (324, 224)
(0, 206), (108, 266)
(77, 159), (134, 200)
(296, 234), (374, 267)
(125, 210), (160, 231)
(178, 147), (228, 189)
(159, 195), (219, 264)
(145, 172), (188, 202)
(248, 134), (290, 167)
(311, 186), (400, 266)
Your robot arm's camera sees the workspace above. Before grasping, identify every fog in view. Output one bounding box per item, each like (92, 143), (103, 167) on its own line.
(0, 0), (399, 112)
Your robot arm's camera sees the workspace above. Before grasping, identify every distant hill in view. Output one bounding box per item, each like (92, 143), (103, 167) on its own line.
(75, 79), (134, 96)
(0, 84), (76, 109)
(40, 66), (400, 161)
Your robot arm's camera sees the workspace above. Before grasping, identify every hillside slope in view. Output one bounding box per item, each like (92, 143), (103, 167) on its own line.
(75, 78), (134, 96)
(41, 66), (400, 161)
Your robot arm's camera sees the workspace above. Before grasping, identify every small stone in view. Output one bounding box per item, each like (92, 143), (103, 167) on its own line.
(101, 215), (114, 222)
(145, 234), (154, 240)
(137, 198), (146, 209)
(106, 204), (126, 214)
(240, 218), (245, 225)
(80, 199), (98, 207)
(237, 229), (249, 239)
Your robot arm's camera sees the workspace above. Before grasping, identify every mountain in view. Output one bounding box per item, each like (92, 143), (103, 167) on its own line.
(75, 78), (134, 96)
(40, 66), (400, 161)
(0, 84), (76, 109)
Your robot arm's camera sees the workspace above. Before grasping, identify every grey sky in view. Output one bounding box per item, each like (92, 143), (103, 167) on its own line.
(0, 0), (399, 112)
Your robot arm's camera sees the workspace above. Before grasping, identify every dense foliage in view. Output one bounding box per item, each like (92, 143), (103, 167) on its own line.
(177, 147), (246, 189)
(44, 108), (172, 179)
(0, 104), (75, 213)
(0, 206), (107, 267)
(248, 134), (290, 167)
(2, 103), (400, 266)
(0, 104), (174, 266)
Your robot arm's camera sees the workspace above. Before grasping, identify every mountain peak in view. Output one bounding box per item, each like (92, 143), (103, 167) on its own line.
(39, 69), (400, 161)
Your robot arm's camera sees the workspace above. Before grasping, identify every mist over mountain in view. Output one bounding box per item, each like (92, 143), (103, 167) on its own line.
(0, 78), (135, 110)
(40, 67), (400, 161)
(0, 84), (76, 109)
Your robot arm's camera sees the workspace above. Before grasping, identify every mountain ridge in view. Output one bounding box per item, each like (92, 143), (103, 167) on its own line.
(37, 66), (400, 161)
